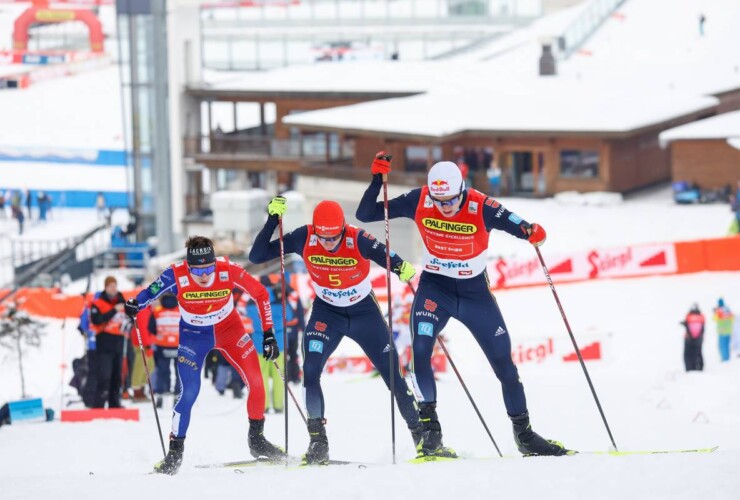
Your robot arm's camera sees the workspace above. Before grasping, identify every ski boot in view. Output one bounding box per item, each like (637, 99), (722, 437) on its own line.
(511, 412), (571, 456)
(248, 418), (286, 460)
(411, 426), (423, 448)
(302, 418), (329, 465)
(416, 403), (457, 458)
(153, 435), (185, 475)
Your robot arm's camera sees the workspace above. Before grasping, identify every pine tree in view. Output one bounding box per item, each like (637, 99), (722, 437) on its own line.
(0, 303), (46, 398)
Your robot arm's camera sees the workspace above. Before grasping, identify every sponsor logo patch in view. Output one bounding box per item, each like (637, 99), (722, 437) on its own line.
(148, 278), (164, 295)
(484, 198), (500, 208)
(315, 321), (327, 332)
(421, 218), (477, 234)
(241, 344), (255, 359)
(237, 333), (252, 348)
(417, 322), (434, 337)
(429, 179), (450, 196)
(308, 340), (324, 353)
(468, 201), (478, 214)
(424, 196), (433, 208)
(308, 256), (358, 267)
(219, 271), (229, 281)
(424, 299), (437, 312)
(178, 276), (189, 288)
(182, 289), (231, 300)
(346, 237), (354, 249)
(178, 356), (199, 370)
(508, 213), (522, 224)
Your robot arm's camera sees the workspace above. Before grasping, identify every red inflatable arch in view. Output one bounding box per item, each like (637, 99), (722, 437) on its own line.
(13, 1), (104, 52)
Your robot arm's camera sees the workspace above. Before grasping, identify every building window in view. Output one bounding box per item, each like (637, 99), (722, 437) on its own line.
(559, 150), (599, 178)
(405, 145), (442, 172)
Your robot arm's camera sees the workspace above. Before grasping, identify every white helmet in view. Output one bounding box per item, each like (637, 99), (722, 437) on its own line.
(427, 161), (464, 197)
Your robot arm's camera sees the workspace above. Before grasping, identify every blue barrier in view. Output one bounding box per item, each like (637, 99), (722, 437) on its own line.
(8, 398), (45, 423)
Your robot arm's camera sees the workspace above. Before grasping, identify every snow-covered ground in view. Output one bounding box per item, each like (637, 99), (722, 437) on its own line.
(2, 197), (739, 498)
(1, 272), (738, 499)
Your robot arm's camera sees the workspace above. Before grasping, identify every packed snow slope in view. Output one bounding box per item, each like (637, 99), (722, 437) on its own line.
(1, 270), (739, 499)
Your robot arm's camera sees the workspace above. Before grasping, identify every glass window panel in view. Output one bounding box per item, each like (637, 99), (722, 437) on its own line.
(559, 150), (599, 178)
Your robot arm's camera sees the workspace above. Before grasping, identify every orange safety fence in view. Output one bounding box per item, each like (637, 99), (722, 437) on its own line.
(2, 236), (738, 320)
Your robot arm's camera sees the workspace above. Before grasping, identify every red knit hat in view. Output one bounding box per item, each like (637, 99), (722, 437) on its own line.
(313, 201), (345, 235)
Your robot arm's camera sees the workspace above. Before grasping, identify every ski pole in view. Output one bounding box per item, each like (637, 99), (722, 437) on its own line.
(278, 216), (290, 464)
(60, 318), (67, 411)
(381, 169), (397, 465)
(272, 360), (308, 426)
(408, 283), (502, 457)
(132, 320), (167, 459)
(534, 246), (618, 451)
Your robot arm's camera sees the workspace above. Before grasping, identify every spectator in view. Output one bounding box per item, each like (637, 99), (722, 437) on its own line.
(12, 205), (24, 235)
(37, 192), (50, 222)
(487, 162), (502, 197)
(285, 284), (306, 384)
(681, 303), (704, 371)
(214, 350), (244, 398)
(730, 180), (740, 234)
(76, 292), (99, 407)
(713, 298), (735, 362)
(0, 190), (5, 219)
(149, 293), (181, 408)
(246, 276), (286, 413)
(129, 305), (154, 402)
(25, 189), (32, 221)
(89, 276), (129, 408)
(96, 192), (107, 220)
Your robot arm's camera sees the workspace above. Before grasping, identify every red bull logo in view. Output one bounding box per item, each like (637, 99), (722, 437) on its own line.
(429, 179), (450, 195)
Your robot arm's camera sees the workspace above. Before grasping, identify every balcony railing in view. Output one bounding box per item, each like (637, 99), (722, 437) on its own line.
(183, 134), (426, 187)
(184, 133), (343, 160)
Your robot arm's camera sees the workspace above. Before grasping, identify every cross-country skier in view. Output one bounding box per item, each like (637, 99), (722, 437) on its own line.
(124, 236), (284, 474)
(356, 152), (569, 458)
(249, 198), (421, 464)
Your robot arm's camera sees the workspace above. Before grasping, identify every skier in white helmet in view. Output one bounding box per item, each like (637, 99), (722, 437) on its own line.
(357, 152), (570, 458)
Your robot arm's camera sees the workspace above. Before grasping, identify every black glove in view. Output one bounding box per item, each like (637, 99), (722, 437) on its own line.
(124, 298), (140, 318)
(262, 328), (279, 361)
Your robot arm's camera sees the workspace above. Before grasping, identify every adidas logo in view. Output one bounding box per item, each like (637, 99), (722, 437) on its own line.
(494, 326), (506, 336)
(383, 344), (391, 353)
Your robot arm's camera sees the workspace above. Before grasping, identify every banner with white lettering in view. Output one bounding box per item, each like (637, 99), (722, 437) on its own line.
(489, 242), (677, 289)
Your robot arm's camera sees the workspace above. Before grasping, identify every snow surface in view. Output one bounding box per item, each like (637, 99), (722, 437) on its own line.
(2, 193), (740, 499)
(1, 272), (739, 499)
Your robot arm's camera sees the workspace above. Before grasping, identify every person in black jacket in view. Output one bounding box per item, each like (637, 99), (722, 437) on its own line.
(681, 304), (705, 371)
(89, 276), (129, 408)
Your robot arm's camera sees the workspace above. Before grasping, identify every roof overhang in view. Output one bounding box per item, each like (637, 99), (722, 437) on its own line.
(185, 86), (421, 102)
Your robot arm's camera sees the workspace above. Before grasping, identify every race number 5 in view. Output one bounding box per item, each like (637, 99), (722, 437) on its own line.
(329, 274), (342, 287)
